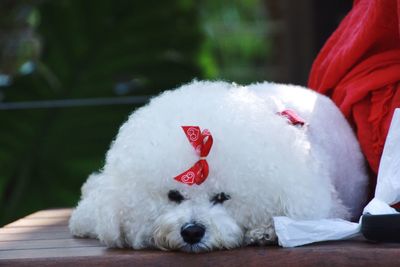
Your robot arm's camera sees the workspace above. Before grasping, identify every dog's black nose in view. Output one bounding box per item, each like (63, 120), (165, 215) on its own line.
(180, 223), (205, 244)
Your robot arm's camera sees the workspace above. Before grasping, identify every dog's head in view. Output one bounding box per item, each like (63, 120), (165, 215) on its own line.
(108, 121), (282, 253)
(148, 188), (243, 252)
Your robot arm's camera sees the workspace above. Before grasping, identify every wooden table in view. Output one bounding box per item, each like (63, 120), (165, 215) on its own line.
(1, 209), (400, 266)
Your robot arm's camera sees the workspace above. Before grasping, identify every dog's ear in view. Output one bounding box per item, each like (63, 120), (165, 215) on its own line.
(72, 172), (125, 248)
(69, 188), (125, 248)
(94, 191), (125, 248)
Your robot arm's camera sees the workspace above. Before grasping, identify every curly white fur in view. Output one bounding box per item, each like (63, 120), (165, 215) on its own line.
(69, 81), (368, 252)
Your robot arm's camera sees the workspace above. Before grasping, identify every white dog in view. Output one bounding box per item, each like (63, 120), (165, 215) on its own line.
(69, 81), (368, 252)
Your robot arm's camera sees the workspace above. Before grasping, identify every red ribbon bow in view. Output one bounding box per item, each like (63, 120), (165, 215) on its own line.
(278, 109), (306, 126)
(174, 126), (213, 186)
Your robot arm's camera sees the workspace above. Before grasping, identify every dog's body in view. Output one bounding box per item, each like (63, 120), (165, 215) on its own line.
(69, 81), (368, 252)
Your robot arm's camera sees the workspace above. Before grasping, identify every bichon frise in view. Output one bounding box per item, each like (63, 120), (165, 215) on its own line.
(69, 81), (368, 252)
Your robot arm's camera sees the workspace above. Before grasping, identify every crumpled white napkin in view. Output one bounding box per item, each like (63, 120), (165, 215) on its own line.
(273, 108), (400, 248)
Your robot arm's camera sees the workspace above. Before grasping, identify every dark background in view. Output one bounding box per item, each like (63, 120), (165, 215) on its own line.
(0, 0), (352, 225)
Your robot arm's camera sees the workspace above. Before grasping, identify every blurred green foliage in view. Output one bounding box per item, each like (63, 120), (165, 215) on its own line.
(0, 0), (271, 225)
(200, 0), (271, 83)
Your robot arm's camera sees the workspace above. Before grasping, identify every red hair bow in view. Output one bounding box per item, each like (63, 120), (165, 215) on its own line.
(278, 109), (306, 126)
(174, 126), (213, 185)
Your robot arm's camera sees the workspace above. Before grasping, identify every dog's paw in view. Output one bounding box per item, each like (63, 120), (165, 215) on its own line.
(244, 227), (277, 246)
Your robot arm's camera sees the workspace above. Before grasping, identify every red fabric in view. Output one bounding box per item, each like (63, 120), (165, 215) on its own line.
(174, 126), (213, 186)
(308, 0), (400, 189)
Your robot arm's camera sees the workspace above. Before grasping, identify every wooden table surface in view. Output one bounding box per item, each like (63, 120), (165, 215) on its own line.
(1, 208), (400, 266)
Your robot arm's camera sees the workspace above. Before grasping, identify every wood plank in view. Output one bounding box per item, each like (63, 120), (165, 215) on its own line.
(0, 237), (101, 251)
(2, 246), (400, 267)
(24, 209), (72, 219)
(5, 217), (68, 228)
(0, 246), (109, 260)
(0, 226), (69, 234)
(1, 208), (400, 267)
(0, 231), (72, 241)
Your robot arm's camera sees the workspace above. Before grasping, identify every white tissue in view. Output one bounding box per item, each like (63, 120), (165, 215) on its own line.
(363, 198), (398, 215)
(372, 109), (400, 206)
(274, 108), (400, 247)
(273, 217), (360, 247)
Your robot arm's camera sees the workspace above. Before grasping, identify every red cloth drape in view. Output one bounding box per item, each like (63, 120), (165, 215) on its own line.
(308, 0), (400, 190)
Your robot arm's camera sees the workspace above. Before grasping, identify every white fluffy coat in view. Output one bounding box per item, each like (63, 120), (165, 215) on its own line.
(69, 81), (368, 252)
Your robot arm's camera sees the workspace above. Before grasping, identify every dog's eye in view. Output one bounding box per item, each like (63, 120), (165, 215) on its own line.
(168, 190), (184, 203)
(211, 192), (230, 204)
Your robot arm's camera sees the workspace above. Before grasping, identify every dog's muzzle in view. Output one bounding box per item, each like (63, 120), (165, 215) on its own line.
(180, 223), (206, 244)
